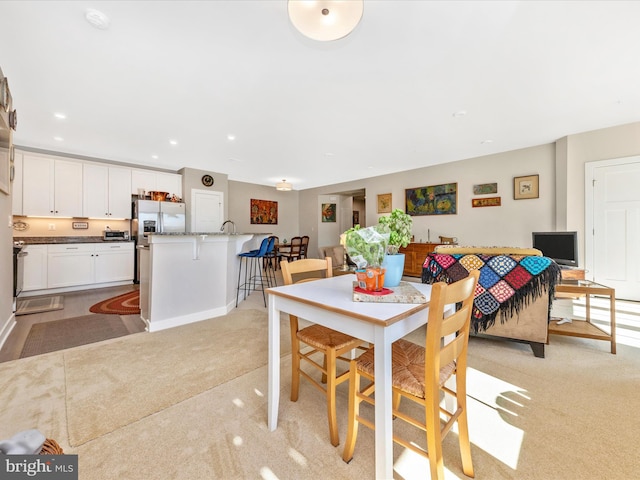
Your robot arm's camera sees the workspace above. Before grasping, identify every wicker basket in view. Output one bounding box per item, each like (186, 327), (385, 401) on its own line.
(40, 438), (64, 455)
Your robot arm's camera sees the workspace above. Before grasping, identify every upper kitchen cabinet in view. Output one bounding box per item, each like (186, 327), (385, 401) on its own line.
(131, 169), (182, 199)
(83, 163), (132, 218)
(22, 153), (83, 217)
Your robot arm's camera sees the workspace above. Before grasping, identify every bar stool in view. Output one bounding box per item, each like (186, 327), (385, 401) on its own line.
(236, 237), (275, 307)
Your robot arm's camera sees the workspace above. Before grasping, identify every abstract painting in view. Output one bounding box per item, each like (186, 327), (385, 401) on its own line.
(250, 199), (278, 224)
(406, 183), (457, 216)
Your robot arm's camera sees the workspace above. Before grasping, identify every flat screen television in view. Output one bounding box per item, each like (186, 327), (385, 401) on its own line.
(532, 231), (578, 267)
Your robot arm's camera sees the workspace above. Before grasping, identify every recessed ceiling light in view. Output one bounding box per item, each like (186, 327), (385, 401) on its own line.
(53, 112), (66, 120)
(227, 134), (236, 141)
(324, 152), (335, 157)
(85, 9), (110, 30)
(452, 110), (467, 117)
(53, 136), (64, 141)
(481, 139), (494, 144)
(151, 155), (159, 160)
(169, 139), (178, 146)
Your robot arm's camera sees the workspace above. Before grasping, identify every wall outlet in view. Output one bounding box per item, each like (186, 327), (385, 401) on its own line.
(48, 223), (56, 231)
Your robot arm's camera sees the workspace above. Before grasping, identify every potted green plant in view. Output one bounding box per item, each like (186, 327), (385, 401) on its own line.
(378, 208), (413, 287)
(343, 224), (390, 291)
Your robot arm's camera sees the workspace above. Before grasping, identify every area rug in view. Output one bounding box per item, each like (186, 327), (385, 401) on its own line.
(16, 295), (64, 316)
(63, 308), (290, 447)
(89, 290), (140, 315)
(19, 314), (130, 359)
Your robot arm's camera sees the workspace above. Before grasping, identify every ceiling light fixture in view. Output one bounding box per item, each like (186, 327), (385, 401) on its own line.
(276, 179), (293, 191)
(288, 0), (364, 42)
(53, 112), (67, 119)
(85, 8), (111, 30)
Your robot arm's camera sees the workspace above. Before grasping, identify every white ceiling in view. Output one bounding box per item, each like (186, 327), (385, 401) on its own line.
(3, 1), (640, 190)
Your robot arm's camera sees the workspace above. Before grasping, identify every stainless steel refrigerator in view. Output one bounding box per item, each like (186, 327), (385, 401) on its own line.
(132, 200), (186, 282)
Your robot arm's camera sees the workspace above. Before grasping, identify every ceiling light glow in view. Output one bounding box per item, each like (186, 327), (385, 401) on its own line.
(53, 112), (67, 119)
(85, 8), (111, 30)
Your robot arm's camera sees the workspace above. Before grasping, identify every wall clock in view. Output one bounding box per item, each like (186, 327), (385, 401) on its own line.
(201, 174), (214, 187)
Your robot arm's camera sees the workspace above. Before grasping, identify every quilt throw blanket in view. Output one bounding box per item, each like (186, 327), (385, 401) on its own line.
(422, 253), (561, 333)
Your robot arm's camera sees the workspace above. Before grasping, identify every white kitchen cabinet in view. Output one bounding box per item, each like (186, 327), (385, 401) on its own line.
(47, 242), (134, 289)
(22, 245), (48, 291)
(156, 172), (182, 198)
(131, 169), (156, 196)
(22, 153), (83, 217)
(47, 244), (95, 288)
(11, 149), (23, 216)
(83, 163), (132, 218)
(94, 242), (134, 283)
(131, 169), (182, 198)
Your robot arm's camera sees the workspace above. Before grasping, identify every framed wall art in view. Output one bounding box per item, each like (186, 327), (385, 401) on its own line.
(250, 199), (278, 224)
(321, 203), (336, 222)
(472, 197), (501, 207)
(514, 174), (539, 200)
(377, 193), (392, 213)
(473, 182), (498, 195)
(405, 183), (457, 216)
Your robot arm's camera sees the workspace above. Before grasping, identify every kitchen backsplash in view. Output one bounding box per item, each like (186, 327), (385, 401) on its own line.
(12, 216), (130, 238)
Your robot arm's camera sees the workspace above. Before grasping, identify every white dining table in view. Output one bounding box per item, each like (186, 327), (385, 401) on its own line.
(266, 274), (434, 480)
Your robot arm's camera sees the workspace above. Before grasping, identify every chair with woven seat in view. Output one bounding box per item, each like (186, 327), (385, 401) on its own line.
(281, 257), (367, 447)
(342, 270), (480, 479)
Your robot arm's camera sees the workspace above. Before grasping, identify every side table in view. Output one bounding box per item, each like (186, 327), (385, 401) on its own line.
(549, 279), (616, 354)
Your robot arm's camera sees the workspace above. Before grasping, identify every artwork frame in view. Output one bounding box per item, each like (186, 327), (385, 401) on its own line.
(321, 203), (336, 222)
(473, 182), (498, 195)
(377, 193), (392, 213)
(472, 197), (501, 208)
(514, 174), (539, 200)
(0, 147), (9, 195)
(405, 183), (457, 216)
(250, 199), (278, 224)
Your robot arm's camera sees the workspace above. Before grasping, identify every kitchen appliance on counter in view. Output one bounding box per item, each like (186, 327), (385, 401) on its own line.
(131, 199), (186, 282)
(103, 229), (129, 241)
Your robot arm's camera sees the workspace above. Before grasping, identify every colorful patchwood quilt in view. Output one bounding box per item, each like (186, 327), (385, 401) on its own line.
(422, 253), (561, 333)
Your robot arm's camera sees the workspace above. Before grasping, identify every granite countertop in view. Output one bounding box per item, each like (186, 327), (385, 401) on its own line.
(15, 236), (135, 245)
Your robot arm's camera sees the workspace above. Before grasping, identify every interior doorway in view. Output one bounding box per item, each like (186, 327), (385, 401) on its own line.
(191, 189), (224, 233)
(586, 156), (640, 301)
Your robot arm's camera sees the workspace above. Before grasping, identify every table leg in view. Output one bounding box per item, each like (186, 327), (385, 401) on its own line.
(268, 296), (280, 431)
(374, 327), (394, 480)
(610, 293), (617, 354)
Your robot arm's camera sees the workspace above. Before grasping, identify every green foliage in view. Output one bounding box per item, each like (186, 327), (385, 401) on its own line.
(377, 208), (413, 254)
(343, 224), (389, 268)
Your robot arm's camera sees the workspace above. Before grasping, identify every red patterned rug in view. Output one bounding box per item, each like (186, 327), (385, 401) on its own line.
(89, 290), (140, 315)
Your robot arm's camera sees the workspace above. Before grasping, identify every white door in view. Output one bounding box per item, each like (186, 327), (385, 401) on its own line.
(191, 189), (223, 232)
(590, 160), (640, 301)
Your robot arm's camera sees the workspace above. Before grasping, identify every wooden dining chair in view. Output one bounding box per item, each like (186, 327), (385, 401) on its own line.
(279, 236), (303, 263)
(300, 235), (310, 259)
(342, 270), (480, 480)
(281, 257), (366, 447)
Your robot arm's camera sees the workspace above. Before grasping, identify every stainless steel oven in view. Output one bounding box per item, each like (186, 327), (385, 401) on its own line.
(13, 245), (27, 312)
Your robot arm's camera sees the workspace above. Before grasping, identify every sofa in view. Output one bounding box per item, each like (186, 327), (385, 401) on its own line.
(421, 246), (561, 357)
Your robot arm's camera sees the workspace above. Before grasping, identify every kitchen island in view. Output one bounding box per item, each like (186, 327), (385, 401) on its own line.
(139, 232), (267, 332)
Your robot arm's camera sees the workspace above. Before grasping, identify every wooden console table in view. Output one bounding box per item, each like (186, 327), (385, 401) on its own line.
(549, 278), (616, 354)
(399, 242), (440, 277)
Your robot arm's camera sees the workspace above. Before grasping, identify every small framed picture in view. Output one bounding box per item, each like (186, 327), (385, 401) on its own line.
(514, 174), (539, 200)
(377, 193), (392, 213)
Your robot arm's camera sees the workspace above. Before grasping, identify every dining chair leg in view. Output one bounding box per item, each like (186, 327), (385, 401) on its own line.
(457, 371), (475, 477)
(342, 361), (360, 463)
(426, 398), (446, 480)
(290, 317), (301, 402)
(326, 348), (339, 447)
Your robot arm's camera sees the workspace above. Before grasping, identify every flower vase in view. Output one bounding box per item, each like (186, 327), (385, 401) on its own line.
(382, 253), (405, 287)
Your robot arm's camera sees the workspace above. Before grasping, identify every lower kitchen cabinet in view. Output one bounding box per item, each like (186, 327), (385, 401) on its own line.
(94, 243), (135, 283)
(23, 242), (134, 293)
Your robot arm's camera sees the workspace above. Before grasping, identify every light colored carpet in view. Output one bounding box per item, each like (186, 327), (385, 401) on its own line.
(16, 295), (64, 316)
(64, 309), (289, 446)
(1, 307), (639, 479)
